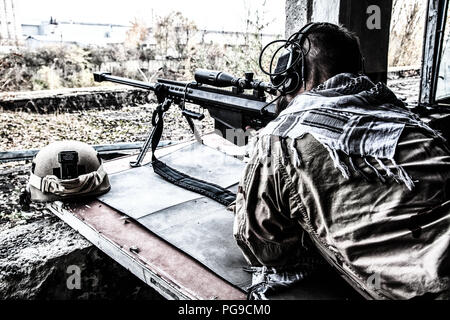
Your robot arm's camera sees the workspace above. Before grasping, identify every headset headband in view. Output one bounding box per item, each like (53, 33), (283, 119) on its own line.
(291, 22), (321, 90)
(291, 22), (319, 44)
(259, 22), (365, 96)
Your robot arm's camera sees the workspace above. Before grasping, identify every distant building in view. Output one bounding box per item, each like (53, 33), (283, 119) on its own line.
(19, 18), (280, 48)
(0, 0), (22, 45)
(195, 29), (280, 47)
(21, 19), (130, 47)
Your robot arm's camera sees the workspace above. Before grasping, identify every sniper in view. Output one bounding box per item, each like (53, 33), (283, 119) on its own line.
(233, 21), (450, 300)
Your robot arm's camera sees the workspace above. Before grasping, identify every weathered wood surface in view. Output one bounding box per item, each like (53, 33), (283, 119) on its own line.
(0, 86), (153, 112)
(47, 135), (247, 300)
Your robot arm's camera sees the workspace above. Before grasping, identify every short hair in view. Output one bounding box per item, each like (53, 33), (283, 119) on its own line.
(298, 23), (363, 88)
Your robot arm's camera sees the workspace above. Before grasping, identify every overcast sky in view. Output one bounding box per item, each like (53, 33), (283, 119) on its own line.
(15, 0), (285, 34)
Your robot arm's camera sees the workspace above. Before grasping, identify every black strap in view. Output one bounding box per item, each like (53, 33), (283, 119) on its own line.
(153, 159), (236, 206)
(150, 99), (237, 207)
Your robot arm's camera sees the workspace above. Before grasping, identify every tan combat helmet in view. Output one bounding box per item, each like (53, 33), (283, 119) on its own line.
(28, 141), (111, 202)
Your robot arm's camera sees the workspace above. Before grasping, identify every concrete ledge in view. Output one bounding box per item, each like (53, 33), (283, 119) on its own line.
(0, 86), (154, 113)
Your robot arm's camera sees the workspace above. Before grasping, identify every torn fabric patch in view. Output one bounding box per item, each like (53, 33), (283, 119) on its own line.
(259, 73), (443, 190)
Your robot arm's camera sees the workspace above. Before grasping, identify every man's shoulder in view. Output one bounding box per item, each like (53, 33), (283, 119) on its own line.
(250, 133), (332, 170)
(396, 125), (450, 163)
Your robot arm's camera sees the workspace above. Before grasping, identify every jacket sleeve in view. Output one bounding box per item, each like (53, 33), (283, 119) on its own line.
(233, 137), (307, 266)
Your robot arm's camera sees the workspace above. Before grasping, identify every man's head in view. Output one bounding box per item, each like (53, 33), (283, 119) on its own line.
(276, 22), (363, 113)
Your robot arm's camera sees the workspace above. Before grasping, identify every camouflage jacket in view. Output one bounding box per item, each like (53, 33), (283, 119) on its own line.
(234, 125), (450, 300)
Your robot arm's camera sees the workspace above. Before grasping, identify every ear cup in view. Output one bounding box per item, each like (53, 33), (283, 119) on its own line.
(270, 45), (302, 92)
(281, 72), (301, 94)
(259, 22), (319, 95)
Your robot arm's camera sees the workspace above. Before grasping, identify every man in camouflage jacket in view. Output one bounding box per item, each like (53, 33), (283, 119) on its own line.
(234, 23), (450, 300)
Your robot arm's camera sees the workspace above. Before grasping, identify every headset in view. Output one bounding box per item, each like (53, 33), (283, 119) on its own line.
(259, 22), (365, 96)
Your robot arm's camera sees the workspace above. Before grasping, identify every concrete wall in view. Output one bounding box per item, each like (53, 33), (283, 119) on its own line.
(285, 0), (311, 37)
(388, 0), (426, 67)
(285, 0), (428, 68)
(0, 87), (153, 113)
(285, 0), (392, 83)
(311, 0), (340, 25)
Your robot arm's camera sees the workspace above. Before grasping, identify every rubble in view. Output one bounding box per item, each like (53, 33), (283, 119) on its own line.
(0, 218), (162, 299)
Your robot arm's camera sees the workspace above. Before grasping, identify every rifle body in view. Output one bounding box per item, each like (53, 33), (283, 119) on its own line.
(93, 72), (277, 140)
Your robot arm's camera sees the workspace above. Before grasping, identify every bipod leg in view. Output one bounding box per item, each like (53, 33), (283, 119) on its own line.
(130, 98), (172, 167)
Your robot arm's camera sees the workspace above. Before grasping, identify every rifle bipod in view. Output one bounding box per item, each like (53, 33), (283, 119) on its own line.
(130, 98), (172, 167)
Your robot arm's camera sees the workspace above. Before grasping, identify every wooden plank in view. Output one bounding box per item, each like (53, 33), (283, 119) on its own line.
(47, 135), (247, 300)
(48, 199), (247, 300)
(48, 201), (194, 300)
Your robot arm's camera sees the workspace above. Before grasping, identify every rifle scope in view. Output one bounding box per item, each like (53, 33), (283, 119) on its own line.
(194, 69), (277, 94)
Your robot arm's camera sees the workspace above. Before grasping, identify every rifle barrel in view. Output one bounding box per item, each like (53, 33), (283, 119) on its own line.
(94, 72), (157, 91)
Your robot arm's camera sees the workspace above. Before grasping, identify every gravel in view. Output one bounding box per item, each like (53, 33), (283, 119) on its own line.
(0, 104), (214, 151)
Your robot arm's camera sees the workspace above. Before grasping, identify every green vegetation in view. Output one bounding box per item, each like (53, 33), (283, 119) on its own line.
(0, 9), (279, 92)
